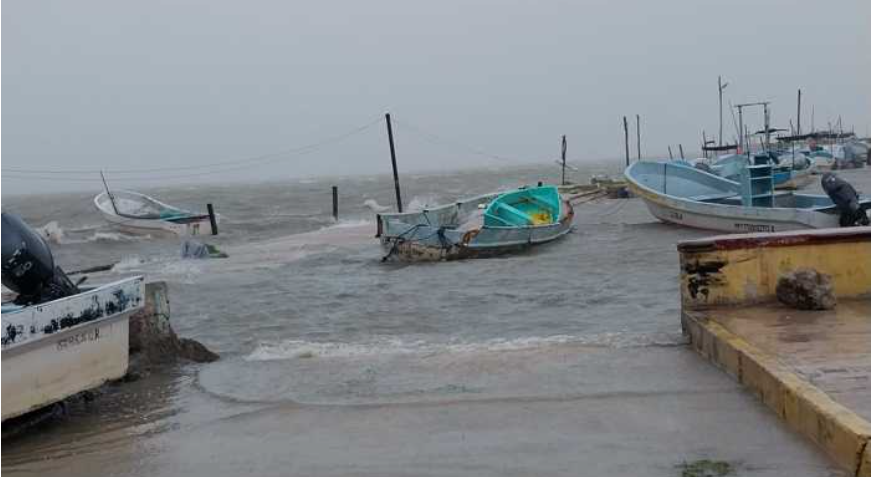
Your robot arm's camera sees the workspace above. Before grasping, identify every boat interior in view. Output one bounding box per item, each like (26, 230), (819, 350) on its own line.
(483, 186), (561, 227)
(628, 161), (861, 212)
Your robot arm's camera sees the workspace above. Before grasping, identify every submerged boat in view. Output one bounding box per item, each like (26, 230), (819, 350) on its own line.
(94, 190), (216, 236)
(624, 161), (870, 233)
(377, 185), (573, 261)
(1, 213), (145, 421)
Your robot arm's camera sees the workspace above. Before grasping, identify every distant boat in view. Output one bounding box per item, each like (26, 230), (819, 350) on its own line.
(695, 154), (816, 190)
(377, 185), (573, 261)
(624, 161), (870, 233)
(94, 190), (216, 236)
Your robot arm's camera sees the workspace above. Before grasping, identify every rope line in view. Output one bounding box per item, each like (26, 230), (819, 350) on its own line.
(3, 116), (383, 178)
(391, 117), (532, 163)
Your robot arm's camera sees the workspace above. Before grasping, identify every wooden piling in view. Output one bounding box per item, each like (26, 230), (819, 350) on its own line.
(678, 144), (685, 160)
(332, 186), (339, 221)
(207, 204), (218, 235)
(668, 146), (674, 159)
(623, 116), (630, 168)
(385, 113), (403, 213)
(796, 89), (802, 136)
(561, 135), (567, 185)
(635, 114), (641, 161)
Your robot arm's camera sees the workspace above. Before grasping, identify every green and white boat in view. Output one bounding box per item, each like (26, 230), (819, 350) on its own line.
(377, 185), (573, 261)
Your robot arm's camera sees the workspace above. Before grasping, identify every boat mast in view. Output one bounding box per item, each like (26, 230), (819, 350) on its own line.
(99, 171), (120, 215)
(718, 76), (729, 146)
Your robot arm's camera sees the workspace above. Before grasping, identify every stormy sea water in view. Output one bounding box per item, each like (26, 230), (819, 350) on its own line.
(2, 163), (867, 476)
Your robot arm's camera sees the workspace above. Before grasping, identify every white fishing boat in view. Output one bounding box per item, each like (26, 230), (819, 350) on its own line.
(2, 277), (145, 421)
(94, 190), (216, 236)
(624, 161), (870, 233)
(1, 213), (145, 421)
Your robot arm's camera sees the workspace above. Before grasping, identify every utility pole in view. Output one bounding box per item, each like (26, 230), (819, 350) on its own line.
(718, 76), (729, 146)
(636, 114), (641, 161)
(384, 113), (403, 213)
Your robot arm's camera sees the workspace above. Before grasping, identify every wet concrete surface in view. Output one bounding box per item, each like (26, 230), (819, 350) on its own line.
(714, 299), (871, 421)
(4, 347), (843, 477)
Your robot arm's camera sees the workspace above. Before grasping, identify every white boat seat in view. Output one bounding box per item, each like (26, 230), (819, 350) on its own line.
(689, 192), (739, 202)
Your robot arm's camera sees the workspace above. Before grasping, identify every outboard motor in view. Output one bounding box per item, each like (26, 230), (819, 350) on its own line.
(821, 173), (870, 227)
(1, 213), (79, 305)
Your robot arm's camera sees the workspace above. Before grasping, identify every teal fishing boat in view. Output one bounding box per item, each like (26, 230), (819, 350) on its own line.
(483, 186), (562, 227)
(378, 185), (573, 261)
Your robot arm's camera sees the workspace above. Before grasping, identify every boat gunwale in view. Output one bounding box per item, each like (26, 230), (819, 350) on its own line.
(624, 162), (854, 217)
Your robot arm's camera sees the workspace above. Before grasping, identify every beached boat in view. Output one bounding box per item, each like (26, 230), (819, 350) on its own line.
(1, 213), (145, 421)
(624, 161), (870, 233)
(377, 185), (573, 261)
(94, 190), (216, 236)
(2, 276), (145, 421)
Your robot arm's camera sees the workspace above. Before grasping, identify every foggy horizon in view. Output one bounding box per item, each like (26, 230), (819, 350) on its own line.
(3, 0), (871, 195)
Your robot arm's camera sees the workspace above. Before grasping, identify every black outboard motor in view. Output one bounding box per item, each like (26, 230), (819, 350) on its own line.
(821, 173), (870, 227)
(1, 213), (79, 305)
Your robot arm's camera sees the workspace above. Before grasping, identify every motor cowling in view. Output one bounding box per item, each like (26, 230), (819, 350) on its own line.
(1, 213), (78, 305)
(821, 173), (870, 227)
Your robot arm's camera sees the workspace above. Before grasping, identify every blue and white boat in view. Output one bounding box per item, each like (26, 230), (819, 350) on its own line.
(377, 185), (573, 261)
(624, 161), (869, 233)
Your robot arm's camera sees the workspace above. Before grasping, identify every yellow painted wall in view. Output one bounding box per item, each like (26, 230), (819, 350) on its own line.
(680, 238), (871, 308)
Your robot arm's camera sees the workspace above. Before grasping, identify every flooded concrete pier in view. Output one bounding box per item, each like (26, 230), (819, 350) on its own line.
(679, 227), (871, 476)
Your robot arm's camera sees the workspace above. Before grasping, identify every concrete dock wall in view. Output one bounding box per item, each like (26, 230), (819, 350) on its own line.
(678, 227), (871, 476)
(678, 227), (871, 309)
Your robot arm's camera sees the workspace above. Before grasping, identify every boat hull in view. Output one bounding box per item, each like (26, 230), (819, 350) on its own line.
(378, 189), (574, 262)
(1, 277), (145, 421)
(94, 190), (216, 236)
(97, 207), (213, 236)
(624, 162), (852, 233)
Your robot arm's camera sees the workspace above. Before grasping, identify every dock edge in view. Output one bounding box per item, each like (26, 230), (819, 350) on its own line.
(682, 310), (871, 477)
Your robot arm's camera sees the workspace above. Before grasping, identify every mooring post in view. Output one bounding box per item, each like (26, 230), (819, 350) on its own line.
(678, 144), (685, 160)
(623, 116), (630, 168)
(635, 114), (641, 161)
(207, 203), (218, 235)
(332, 186), (339, 221)
(561, 135), (567, 185)
(796, 89), (802, 136)
(384, 113), (403, 213)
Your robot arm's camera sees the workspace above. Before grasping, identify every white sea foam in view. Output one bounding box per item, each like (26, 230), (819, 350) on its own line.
(362, 199), (390, 213)
(111, 256), (146, 272)
(36, 221), (66, 244)
(405, 195), (441, 212)
(86, 231), (145, 242)
(245, 333), (685, 362)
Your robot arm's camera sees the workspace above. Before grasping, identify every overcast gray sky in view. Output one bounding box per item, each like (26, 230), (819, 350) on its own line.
(3, 0), (870, 194)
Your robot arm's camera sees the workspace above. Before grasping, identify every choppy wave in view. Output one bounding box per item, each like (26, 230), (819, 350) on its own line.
(35, 221), (146, 244)
(246, 332), (686, 361)
(362, 199), (390, 213)
(36, 221), (66, 243)
(406, 195), (442, 212)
